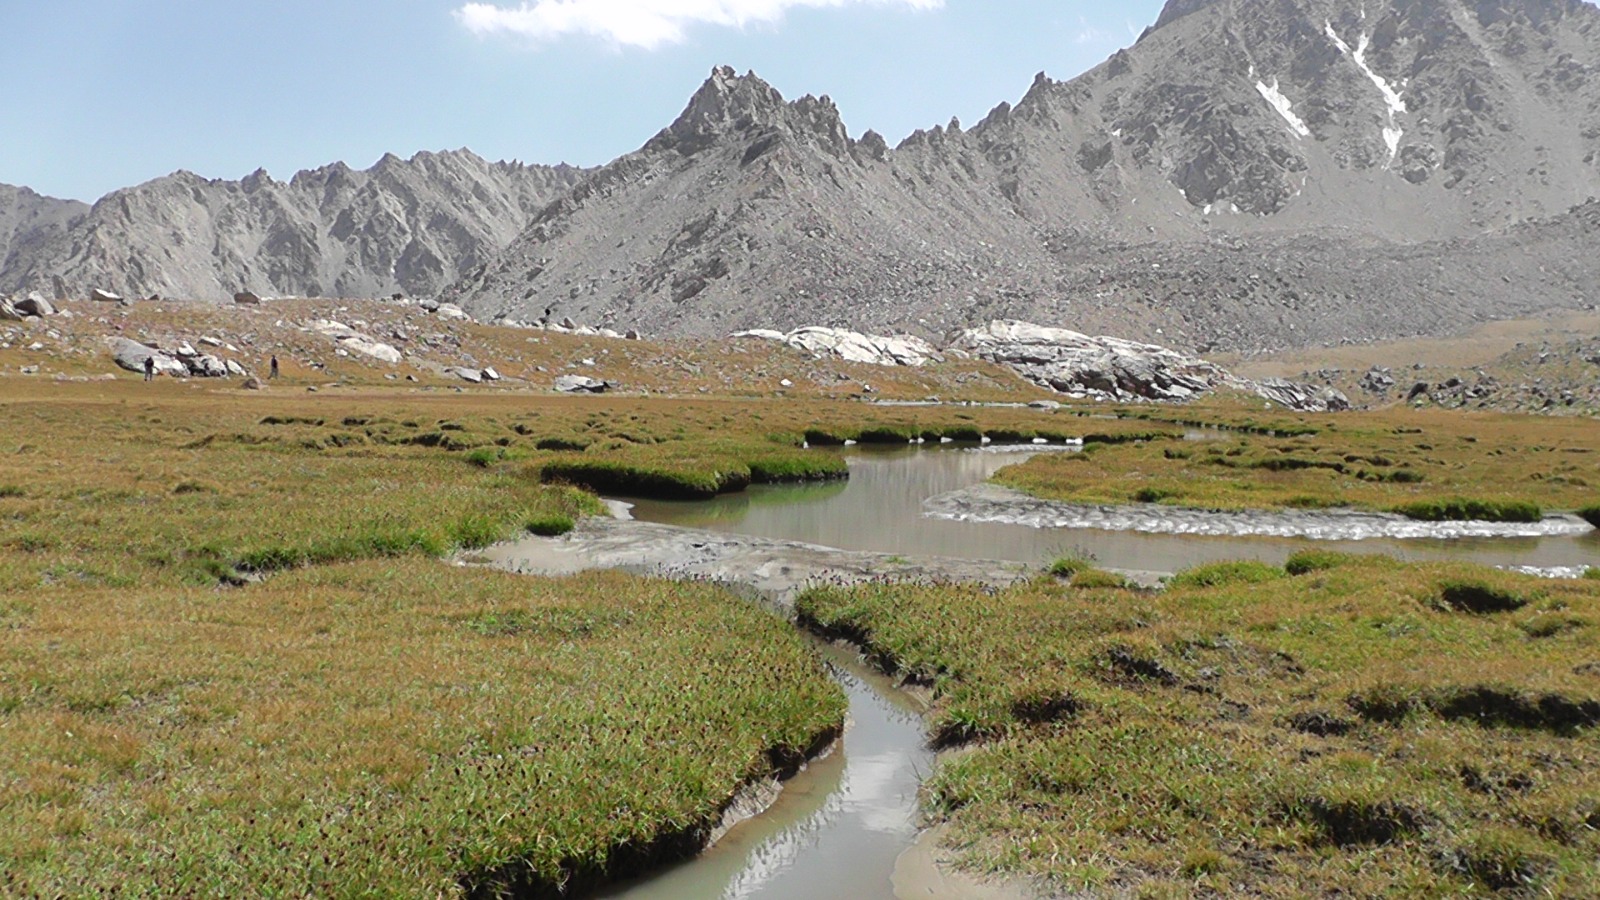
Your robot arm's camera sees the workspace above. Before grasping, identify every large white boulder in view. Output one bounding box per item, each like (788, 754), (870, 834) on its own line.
(108, 337), (188, 377)
(309, 319), (402, 364)
(732, 326), (941, 367)
(954, 320), (1343, 411)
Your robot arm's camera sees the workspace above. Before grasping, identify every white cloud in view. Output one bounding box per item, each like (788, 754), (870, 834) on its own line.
(456, 0), (943, 49)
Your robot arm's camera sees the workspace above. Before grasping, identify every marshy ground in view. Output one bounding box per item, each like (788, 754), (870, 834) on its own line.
(1, 346), (1597, 896)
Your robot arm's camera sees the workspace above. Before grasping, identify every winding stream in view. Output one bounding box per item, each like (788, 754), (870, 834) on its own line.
(498, 443), (1598, 899)
(598, 646), (933, 900)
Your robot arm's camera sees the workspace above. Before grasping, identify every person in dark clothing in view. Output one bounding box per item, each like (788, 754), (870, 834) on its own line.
(269, 355), (279, 379)
(143, 355), (155, 382)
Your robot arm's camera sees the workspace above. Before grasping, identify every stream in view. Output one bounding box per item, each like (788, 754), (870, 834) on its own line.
(598, 645), (936, 900)
(493, 443), (1599, 899)
(626, 444), (1600, 575)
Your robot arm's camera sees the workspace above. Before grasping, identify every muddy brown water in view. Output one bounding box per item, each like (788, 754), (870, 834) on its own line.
(623, 443), (1600, 574)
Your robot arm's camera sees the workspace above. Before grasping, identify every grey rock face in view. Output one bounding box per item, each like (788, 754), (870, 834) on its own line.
(0, 185), (86, 281)
(450, 1), (1600, 353)
(2, 151), (584, 302)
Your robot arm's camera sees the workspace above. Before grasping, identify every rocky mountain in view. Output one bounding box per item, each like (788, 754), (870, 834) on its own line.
(0, 151), (584, 302)
(0, 185), (87, 284)
(450, 0), (1600, 351)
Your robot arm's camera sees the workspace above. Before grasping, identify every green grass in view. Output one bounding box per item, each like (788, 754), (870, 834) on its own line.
(1393, 498), (1543, 524)
(0, 388), (859, 896)
(1165, 560), (1285, 589)
(1047, 556), (1092, 578)
(0, 565), (845, 897)
(992, 408), (1600, 519)
(795, 556), (1600, 895)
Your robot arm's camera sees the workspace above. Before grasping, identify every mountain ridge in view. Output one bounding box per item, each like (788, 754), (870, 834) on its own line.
(447, 0), (1600, 350)
(4, 0), (1599, 355)
(0, 149), (585, 301)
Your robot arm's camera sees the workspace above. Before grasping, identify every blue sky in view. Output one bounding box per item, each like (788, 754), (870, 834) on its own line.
(2, 1), (1166, 202)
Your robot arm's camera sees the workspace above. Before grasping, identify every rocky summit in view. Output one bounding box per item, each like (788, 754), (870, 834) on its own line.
(450, 0), (1600, 351)
(0, 151), (583, 303)
(4, 0), (1600, 357)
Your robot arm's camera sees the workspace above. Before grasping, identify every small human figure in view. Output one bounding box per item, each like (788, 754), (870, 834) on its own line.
(143, 355), (155, 382)
(269, 355), (280, 379)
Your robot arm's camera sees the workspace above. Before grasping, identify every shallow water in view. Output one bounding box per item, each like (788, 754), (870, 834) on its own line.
(625, 444), (1600, 574)
(599, 646), (931, 900)
(578, 443), (1595, 899)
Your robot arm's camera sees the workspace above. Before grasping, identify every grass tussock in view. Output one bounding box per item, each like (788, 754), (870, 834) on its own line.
(795, 554), (1600, 894)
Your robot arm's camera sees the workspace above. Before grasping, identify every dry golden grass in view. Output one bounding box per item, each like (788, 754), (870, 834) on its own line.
(0, 296), (1046, 402)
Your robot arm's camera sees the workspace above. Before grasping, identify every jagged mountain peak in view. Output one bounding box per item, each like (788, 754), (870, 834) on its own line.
(644, 66), (855, 159)
(1153, 0), (1225, 30)
(449, 0), (1600, 351)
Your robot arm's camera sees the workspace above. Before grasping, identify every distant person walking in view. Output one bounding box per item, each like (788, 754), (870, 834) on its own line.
(269, 355), (279, 379)
(143, 355), (154, 382)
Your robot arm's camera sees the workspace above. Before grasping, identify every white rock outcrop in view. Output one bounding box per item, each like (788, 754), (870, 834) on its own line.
(308, 319), (403, 364)
(954, 320), (1348, 411)
(731, 326), (941, 367)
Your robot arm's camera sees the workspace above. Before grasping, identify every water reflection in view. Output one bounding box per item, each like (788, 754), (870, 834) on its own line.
(601, 651), (930, 900)
(626, 445), (1600, 573)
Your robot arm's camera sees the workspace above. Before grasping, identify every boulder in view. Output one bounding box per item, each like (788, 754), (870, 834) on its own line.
(225, 359), (248, 377)
(242, 376), (265, 390)
(419, 298), (440, 312)
(108, 337), (187, 377)
(732, 326), (941, 367)
(554, 374), (608, 393)
(16, 293), (54, 317)
(435, 303), (469, 321)
(233, 291), (263, 306)
(0, 298), (20, 321)
(955, 321), (1227, 402)
(625, 329), (642, 341)
(89, 288), (123, 303)
(450, 366), (484, 384)
(188, 355), (229, 378)
(955, 320), (1341, 411)
(341, 336), (402, 364)
(1359, 367), (1396, 393)
(309, 319), (402, 364)
(482, 366), (501, 381)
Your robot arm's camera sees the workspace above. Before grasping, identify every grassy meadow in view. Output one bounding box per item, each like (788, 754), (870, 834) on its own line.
(0, 377), (1149, 896)
(6, 369), (1599, 896)
(798, 554), (1600, 896)
(995, 405), (1600, 521)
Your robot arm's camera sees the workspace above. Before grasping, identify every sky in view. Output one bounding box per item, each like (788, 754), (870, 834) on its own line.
(1, 0), (1167, 203)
